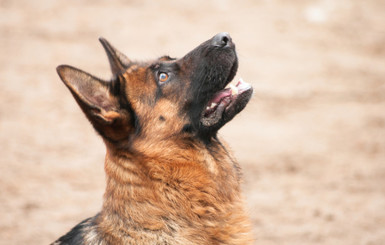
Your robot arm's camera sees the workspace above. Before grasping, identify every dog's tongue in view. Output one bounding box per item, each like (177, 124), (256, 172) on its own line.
(209, 78), (250, 104)
(210, 88), (232, 104)
(204, 78), (251, 116)
(202, 78), (252, 124)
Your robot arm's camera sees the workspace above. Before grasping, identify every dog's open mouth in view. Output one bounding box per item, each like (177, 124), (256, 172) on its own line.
(200, 78), (253, 127)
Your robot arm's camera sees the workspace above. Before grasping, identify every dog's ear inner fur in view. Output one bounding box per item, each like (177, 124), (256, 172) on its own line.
(57, 65), (120, 123)
(57, 65), (132, 142)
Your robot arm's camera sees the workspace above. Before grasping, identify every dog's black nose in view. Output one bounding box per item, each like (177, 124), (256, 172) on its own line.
(212, 32), (232, 47)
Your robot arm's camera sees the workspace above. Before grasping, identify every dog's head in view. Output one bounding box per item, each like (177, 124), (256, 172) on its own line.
(57, 33), (252, 149)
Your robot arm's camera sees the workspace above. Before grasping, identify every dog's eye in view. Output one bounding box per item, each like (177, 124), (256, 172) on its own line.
(158, 72), (169, 83)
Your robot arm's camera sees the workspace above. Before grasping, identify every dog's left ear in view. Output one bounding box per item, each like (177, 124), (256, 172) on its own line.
(57, 65), (132, 141)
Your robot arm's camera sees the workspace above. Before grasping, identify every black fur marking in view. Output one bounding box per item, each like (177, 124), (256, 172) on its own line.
(181, 124), (193, 134)
(51, 216), (99, 245)
(180, 38), (238, 140)
(117, 74), (142, 137)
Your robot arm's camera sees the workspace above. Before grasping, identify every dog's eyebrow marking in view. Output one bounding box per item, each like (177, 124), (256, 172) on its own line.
(158, 55), (176, 61)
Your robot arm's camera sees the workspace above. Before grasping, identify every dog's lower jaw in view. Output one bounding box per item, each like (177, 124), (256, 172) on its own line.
(95, 149), (253, 245)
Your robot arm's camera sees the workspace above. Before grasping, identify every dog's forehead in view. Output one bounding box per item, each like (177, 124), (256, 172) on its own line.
(120, 63), (158, 100)
(122, 63), (154, 81)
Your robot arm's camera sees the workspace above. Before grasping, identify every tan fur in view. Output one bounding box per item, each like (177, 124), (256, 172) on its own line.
(54, 34), (253, 244)
(100, 138), (253, 244)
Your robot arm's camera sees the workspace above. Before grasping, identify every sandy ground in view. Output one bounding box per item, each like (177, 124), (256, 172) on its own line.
(1, 0), (384, 244)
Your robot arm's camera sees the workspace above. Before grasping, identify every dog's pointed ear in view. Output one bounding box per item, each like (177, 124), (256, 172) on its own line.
(99, 37), (131, 75)
(57, 65), (123, 124)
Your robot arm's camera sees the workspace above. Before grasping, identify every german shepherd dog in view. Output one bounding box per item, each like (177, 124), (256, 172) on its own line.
(53, 33), (253, 245)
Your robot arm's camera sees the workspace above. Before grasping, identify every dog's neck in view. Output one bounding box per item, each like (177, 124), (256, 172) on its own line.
(95, 142), (251, 243)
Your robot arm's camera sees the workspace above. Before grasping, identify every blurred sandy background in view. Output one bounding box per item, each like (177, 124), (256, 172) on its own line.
(1, 0), (384, 244)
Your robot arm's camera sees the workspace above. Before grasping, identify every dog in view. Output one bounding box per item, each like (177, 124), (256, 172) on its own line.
(52, 32), (253, 245)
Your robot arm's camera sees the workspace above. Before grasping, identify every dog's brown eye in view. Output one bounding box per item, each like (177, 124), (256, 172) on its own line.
(158, 72), (169, 83)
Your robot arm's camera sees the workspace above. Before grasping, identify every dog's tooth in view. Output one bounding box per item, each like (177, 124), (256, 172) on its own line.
(237, 77), (251, 90)
(205, 102), (217, 111)
(229, 84), (238, 95)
